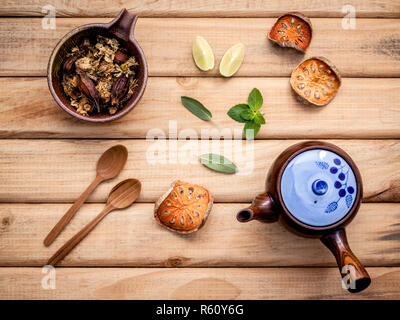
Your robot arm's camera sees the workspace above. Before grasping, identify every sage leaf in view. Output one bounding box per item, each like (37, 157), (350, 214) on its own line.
(253, 112), (266, 125)
(240, 108), (255, 121)
(200, 153), (237, 174)
(227, 104), (249, 123)
(244, 121), (261, 140)
(181, 96), (212, 121)
(248, 88), (263, 111)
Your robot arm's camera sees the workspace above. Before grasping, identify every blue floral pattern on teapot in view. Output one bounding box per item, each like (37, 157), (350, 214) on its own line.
(315, 158), (355, 213)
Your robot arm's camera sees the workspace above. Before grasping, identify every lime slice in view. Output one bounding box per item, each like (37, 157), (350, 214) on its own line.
(219, 43), (245, 77)
(192, 36), (215, 71)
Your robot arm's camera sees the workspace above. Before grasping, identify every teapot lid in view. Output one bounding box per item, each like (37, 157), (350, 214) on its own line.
(280, 148), (358, 227)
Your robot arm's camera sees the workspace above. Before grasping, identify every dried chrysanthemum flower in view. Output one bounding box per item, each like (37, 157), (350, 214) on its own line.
(75, 56), (93, 71)
(96, 80), (112, 104)
(120, 56), (138, 76)
(290, 57), (341, 106)
(268, 12), (312, 53)
(154, 181), (213, 234)
(97, 35), (119, 51)
(62, 74), (80, 99)
(72, 96), (93, 116)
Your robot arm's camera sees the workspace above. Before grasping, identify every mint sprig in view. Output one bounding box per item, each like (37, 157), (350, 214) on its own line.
(227, 88), (266, 140)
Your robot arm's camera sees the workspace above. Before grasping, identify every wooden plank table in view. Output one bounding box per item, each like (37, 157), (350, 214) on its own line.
(0, 1), (399, 300)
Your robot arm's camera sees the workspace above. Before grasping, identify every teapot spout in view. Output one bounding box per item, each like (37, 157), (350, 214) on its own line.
(237, 192), (279, 223)
(236, 207), (256, 222)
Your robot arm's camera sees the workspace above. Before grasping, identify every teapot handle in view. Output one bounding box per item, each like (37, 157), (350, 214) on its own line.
(237, 192), (279, 223)
(321, 228), (371, 293)
(107, 8), (138, 42)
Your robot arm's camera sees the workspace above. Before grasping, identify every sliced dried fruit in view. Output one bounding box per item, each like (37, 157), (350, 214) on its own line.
(268, 12), (312, 53)
(111, 75), (129, 106)
(114, 49), (129, 64)
(154, 181), (213, 234)
(76, 68), (101, 113)
(192, 36), (215, 71)
(290, 57), (341, 106)
(62, 55), (78, 76)
(219, 43), (245, 77)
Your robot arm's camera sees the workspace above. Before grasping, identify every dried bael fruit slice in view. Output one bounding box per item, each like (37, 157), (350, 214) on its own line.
(268, 12), (312, 53)
(290, 57), (341, 106)
(154, 181), (213, 234)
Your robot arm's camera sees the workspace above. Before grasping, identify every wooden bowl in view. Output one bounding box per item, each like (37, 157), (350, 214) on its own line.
(47, 9), (148, 122)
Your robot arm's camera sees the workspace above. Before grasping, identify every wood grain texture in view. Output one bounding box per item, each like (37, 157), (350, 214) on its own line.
(1, 18), (400, 77)
(1, 77), (399, 139)
(1, 267), (399, 299)
(2, 0), (399, 18)
(0, 203), (399, 267)
(0, 139), (399, 203)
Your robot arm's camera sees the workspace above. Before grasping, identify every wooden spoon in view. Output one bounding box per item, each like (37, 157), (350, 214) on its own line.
(47, 179), (141, 266)
(43, 145), (128, 246)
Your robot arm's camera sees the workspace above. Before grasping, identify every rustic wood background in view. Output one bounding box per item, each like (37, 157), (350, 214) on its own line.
(0, 0), (399, 299)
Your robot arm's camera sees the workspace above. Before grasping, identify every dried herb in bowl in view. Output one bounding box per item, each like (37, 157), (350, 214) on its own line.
(61, 35), (139, 116)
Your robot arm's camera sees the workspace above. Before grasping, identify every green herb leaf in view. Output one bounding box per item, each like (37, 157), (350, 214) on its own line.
(248, 88), (263, 111)
(244, 121), (261, 140)
(181, 96), (212, 121)
(253, 112), (266, 125)
(227, 88), (265, 140)
(240, 109), (255, 121)
(227, 104), (249, 123)
(199, 153), (237, 174)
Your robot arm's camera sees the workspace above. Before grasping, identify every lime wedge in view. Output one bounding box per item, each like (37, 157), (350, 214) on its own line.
(192, 36), (215, 71)
(219, 43), (245, 77)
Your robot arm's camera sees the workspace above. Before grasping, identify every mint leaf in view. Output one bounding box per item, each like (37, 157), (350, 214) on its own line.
(227, 88), (265, 140)
(244, 121), (261, 140)
(227, 104), (249, 123)
(248, 88), (263, 111)
(254, 112), (266, 125)
(181, 96), (212, 121)
(240, 109), (255, 121)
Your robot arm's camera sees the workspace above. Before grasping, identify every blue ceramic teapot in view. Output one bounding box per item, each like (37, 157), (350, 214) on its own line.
(237, 141), (370, 293)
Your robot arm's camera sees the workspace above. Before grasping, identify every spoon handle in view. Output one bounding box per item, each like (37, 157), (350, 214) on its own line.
(47, 205), (112, 266)
(43, 175), (103, 246)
